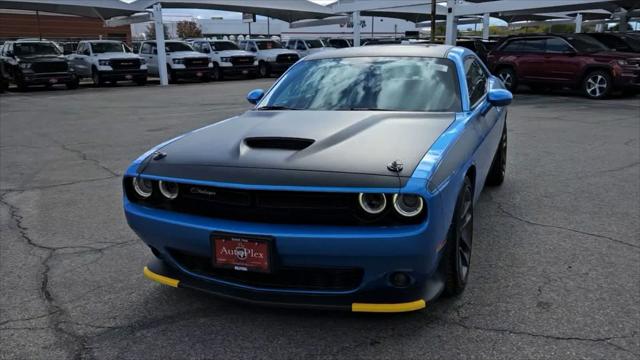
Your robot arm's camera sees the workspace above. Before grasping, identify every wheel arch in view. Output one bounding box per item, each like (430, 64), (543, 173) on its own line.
(579, 65), (613, 84)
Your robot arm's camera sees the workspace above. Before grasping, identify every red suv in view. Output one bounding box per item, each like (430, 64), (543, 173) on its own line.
(487, 34), (640, 99)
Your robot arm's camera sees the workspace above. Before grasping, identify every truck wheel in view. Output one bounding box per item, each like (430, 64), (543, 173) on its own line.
(92, 70), (104, 87)
(258, 61), (270, 78)
(442, 176), (474, 297)
(136, 77), (147, 86)
(211, 64), (221, 81)
(496, 67), (518, 92)
(66, 77), (80, 90)
(582, 70), (611, 99)
(167, 66), (177, 84)
(15, 78), (28, 91)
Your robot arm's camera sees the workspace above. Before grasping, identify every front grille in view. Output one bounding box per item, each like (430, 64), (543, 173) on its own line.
(185, 58), (209, 68)
(32, 62), (68, 73)
(230, 56), (254, 66)
(276, 54), (299, 64)
(124, 180), (427, 226)
(110, 58), (140, 70)
(170, 249), (363, 291)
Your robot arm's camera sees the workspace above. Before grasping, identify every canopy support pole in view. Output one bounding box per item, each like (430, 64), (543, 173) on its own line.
(152, 3), (168, 86)
(444, 0), (457, 45)
(482, 13), (490, 40)
(575, 12), (583, 33)
(353, 11), (361, 46)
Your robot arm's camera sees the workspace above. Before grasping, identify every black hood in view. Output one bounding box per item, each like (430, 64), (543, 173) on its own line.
(141, 110), (455, 188)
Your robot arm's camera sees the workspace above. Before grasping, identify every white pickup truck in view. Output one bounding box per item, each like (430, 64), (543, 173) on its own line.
(190, 40), (257, 80)
(284, 39), (335, 58)
(138, 40), (212, 83)
(238, 39), (300, 78)
(68, 40), (147, 86)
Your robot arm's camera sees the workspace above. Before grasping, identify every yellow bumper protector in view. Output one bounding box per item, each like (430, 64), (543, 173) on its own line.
(352, 299), (426, 313)
(143, 266), (180, 288)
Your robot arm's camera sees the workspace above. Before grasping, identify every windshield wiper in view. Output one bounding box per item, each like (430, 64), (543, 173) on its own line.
(255, 105), (299, 110)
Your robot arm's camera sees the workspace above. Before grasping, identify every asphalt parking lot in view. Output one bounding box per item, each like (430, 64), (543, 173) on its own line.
(1, 81), (638, 360)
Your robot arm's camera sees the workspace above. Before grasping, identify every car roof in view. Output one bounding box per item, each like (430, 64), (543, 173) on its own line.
(304, 44), (456, 61)
(82, 40), (122, 43)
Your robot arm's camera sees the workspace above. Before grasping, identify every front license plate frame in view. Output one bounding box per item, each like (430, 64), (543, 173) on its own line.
(211, 232), (274, 273)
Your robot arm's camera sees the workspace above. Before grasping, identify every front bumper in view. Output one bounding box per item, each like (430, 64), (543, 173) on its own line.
(221, 65), (258, 76)
(125, 189), (449, 312)
(267, 61), (296, 73)
(173, 67), (211, 79)
(613, 65), (640, 90)
(98, 69), (147, 81)
(20, 72), (75, 85)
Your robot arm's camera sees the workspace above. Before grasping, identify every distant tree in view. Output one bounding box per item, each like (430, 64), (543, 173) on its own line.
(176, 20), (202, 39)
(145, 23), (169, 39)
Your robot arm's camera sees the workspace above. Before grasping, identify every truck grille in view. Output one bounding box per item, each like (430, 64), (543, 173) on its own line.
(170, 249), (364, 291)
(231, 56), (254, 66)
(185, 58), (209, 68)
(32, 62), (68, 73)
(110, 58), (140, 70)
(276, 54), (299, 64)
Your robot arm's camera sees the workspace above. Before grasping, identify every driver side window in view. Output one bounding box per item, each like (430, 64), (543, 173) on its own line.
(464, 57), (488, 107)
(296, 41), (306, 51)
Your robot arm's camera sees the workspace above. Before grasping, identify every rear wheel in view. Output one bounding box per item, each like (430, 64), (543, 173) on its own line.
(442, 176), (474, 297)
(486, 122), (507, 187)
(497, 67), (518, 92)
(582, 70), (611, 99)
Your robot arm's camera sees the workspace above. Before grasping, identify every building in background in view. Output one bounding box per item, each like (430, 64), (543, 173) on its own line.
(0, 10), (132, 43)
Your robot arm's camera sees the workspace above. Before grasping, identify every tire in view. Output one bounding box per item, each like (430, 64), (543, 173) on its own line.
(15, 78), (28, 91)
(211, 64), (221, 81)
(582, 70), (612, 99)
(442, 176), (474, 297)
(66, 77), (79, 90)
(201, 73), (211, 82)
(136, 77), (147, 86)
(496, 67), (518, 92)
(258, 61), (270, 78)
(486, 122), (507, 187)
(167, 66), (177, 84)
(92, 68), (104, 87)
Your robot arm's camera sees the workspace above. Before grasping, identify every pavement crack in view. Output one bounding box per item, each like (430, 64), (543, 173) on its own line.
(595, 160), (640, 174)
(486, 195), (639, 250)
(59, 143), (120, 177)
(0, 175), (119, 192)
(0, 310), (61, 327)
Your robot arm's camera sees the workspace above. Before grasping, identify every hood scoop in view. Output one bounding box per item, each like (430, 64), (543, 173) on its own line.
(244, 137), (315, 151)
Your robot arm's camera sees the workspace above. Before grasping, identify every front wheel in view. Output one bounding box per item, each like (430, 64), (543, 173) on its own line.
(167, 66), (177, 84)
(136, 77), (147, 86)
(211, 64), (221, 81)
(442, 176), (474, 297)
(66, 77), (80, 90)
(497, 67), (518, 92)
(92, 70), (104, 87)
(258, 61), (270, 78)
(582, 70), (611, 99)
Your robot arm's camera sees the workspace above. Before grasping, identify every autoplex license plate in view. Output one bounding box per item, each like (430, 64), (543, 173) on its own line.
(196, 72), (203, 77)
(212, 234), (271, 273)
(125, 74), (133, 79)
(49, 78), (58, 84)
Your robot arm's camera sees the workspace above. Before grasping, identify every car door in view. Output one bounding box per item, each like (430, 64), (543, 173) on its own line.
(464, 56), (503, 191)
(514, 38), (546, 81)
(542, 37), (581, 84)
(78, 43), (93, 77)
(140, 43), (157, 75)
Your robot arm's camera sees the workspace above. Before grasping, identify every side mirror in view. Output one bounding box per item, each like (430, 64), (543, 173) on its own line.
(487, 88), (513, 107)
(246, 89), (265, 105)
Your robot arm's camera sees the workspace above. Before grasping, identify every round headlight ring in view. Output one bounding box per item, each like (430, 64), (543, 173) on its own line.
(132, 177), (153, 198)
(358, 193), (387, 215)
(159, 181), (179, 200)
(393, 194), (424, 217)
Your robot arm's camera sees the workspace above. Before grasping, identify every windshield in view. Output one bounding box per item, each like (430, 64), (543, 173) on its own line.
(565, 35), (608, 52)
(165, 42), (193, 52)
(14, 42), (61, 56)
(259, 57), (461, 112)
(257, 41), (283, 50)
(91, 42), (126, 53)
(305, 40), (325, 48)
(212, 41), (239, 51)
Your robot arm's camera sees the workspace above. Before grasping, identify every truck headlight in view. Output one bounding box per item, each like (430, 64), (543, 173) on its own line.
(266, 57), (275, 62)
(220, 57), (231, 62)
(19, 63), (32, 69)
(172, 59), (184, 65)
(140, 58), (147, 65)
(99, 60), (111, 66)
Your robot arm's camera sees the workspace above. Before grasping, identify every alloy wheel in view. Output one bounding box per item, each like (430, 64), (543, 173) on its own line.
(498, 71), (513, 89)
(586, 74), (607, 98)
(457, 185), (473, 282)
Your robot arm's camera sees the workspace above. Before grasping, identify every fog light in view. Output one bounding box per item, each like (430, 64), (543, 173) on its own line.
(358, 193), (387, 214)
(159, 181), (179, 200)
(390, 272), (411, 288)
(132, 177), (153, 198)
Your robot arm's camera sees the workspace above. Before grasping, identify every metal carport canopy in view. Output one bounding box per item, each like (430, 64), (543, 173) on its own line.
(0, 0), (142, 19)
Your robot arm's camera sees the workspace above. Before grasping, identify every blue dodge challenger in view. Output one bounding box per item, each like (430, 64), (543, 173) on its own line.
(124, 45), (512, 312)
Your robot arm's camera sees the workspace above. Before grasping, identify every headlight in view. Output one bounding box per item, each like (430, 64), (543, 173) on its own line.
(140, 58), (147, 65)
(19, 63), (31, 69)
(392, 194), (424, 217)
(221, 57), (231, 62)
(266, 57), (275, 62)
(99, 60), (111, 66)
(172, 58), (184, 64)
(159, 181), (179, 200)
(132, 177), (153, 198)
(358, 193), (387, 215)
